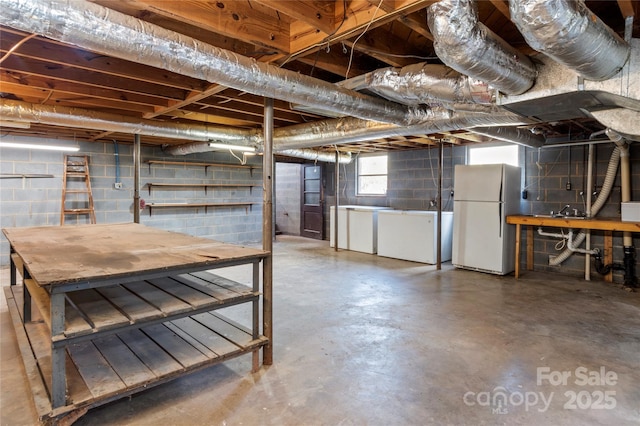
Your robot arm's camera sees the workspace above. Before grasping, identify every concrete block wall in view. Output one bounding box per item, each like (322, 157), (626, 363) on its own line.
(319, 142), (638, 284)
(335, 145), (465, 210)
(274, 163), (301, 235)
(519, 143), (640, 282)
(0, 136), (263, 266)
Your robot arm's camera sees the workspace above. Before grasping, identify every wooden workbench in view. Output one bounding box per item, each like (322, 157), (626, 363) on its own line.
(506, 215), (640, 279)
(3, 223), (270, 424)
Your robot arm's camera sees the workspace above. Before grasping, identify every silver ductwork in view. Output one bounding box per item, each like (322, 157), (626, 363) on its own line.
(0, 99), (261, 146)
(509, 0), (630, 81)
(275, 149), (352, 164)
(470, 126), (546, 148)
(0, 99), (529, 152)
(427, 0), (537, 95)
(361, 63), (494, 106)
(270, 106), (528, 149)
(0, 0), (436, 127)
(163, 143), (353, 164)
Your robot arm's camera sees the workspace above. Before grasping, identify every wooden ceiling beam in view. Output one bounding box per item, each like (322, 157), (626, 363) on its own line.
(343, 26), (420, 67)
(0, 76), (165, 112)
(252, 0), (337, 35)
(489, 0), (511, 20)
(160, 110), (258, 128)
(398, 10), (434, 41)
(288, 0), (434, 61)
(617, 0), (636, 17)
(0, 31), (207, 92)
(0, 56), (187, 101)
(127, 0), (291, 53)
(295, 48), (370, 79)
(0, 70), (172, 107)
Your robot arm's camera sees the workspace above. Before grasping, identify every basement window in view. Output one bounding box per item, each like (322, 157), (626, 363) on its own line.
(357, 154), (388, 196)
(468, 144), (519, 167)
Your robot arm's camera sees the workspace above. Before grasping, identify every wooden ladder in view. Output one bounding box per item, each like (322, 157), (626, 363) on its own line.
(61, 155), (96, 225)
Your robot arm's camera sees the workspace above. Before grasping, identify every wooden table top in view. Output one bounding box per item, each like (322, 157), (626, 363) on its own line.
(3, 223), (268, 287)
(506, 215), (640, 232)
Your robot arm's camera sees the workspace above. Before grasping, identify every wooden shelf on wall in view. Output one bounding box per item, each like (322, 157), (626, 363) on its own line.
(146, 202), (255, 216)
(145, 160), (260, 176)
(146, 183), (259, 196)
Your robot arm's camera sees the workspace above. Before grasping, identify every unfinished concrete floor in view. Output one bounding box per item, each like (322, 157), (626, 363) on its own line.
(1, 235), (639, 425)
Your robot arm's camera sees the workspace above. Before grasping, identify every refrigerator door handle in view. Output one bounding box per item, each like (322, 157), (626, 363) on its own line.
(498, 203), (503, 238)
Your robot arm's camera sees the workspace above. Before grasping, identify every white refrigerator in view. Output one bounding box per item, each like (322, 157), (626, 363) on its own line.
(452, 164), (521, 275)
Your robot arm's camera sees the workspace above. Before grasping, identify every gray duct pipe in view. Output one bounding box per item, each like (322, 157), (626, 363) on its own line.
(0, 0), (435, 127)
(277, 149), (352, 164)
(427, 0), (537, 95)
(509, 0), (630, 81)
(1, 99), (529, 153)
(0, 99), (260, 146)
(361, 63), (494, 106)
(470, 126), (546, 148)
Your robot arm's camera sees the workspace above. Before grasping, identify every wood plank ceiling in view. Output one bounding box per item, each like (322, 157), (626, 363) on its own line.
(1, 0), (638, 155)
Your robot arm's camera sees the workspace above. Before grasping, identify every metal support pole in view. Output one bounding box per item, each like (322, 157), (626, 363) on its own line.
(437, 142), (443, 270)
(263, 98), (274, 365)
(334, 150), (339, 252)
(585, 143), (594, 280)
(133, 134), (141, 224)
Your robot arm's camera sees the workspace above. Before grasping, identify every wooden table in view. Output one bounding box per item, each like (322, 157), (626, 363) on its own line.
(506, 215), (640, 279)
(3, 223), (270, 423)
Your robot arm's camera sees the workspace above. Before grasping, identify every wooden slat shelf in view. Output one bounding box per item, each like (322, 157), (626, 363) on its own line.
(147, 202), (255, 216)
(146, 182), (258, 195)
(145, 160), (260, 176)
(8, 288), (267, 418)
(35, 271), (259, 341)
(3, 223), (270, 424)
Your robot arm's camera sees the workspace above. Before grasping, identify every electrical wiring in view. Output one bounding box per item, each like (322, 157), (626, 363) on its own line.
(229, 148), (247, 165)
(0, 33), (36, 65)
(280, 0), (347, 68)
(345, 0), (384, 79)
(522, 146), (566, 200)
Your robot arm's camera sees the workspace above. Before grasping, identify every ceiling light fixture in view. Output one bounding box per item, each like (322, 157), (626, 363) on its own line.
(0, 142), (80, 152)
(0, 120), (31, 129)
(208, 142), (256, 153)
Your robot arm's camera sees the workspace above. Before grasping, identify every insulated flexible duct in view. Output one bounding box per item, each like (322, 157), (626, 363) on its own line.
(0, 99), (260, 146)
(0, 0), (432, 126)
(427, 0), (537, 95)
(549, 145), (621, 266)
(470, 126), (546, 148)
(0, 99), (529, 153)
(362, 63), (493, 106)
(509, 0), (630, 81)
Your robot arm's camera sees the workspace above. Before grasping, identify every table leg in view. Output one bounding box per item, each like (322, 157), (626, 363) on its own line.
(527, 226), (534, 271)
(514, 224), (521, 278)
(604, 231), (613, 283)
(23, 268), (32, 322)
(10, 247), (16, 286)
(51, 293), (67, 408)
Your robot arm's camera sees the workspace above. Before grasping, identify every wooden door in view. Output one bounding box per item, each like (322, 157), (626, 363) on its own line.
(300, 164), (324, 239)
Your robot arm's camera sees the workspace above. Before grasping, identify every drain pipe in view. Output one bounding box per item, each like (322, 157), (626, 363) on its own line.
(538, 228), (597, 255)
(605, 129), (637, 288)
(549, 145), (621, 266)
